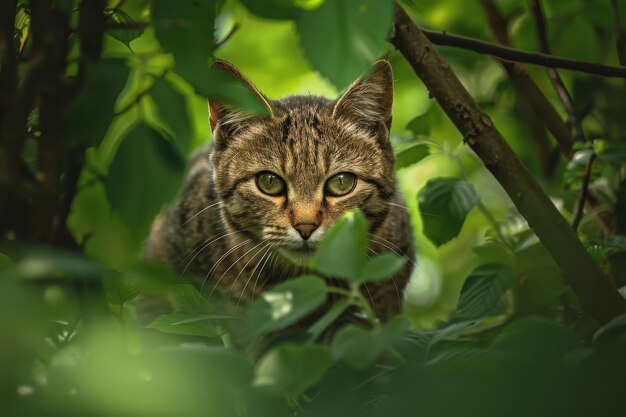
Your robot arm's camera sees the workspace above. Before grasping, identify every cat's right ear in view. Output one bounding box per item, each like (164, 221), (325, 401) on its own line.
(208, 60), (273, 139)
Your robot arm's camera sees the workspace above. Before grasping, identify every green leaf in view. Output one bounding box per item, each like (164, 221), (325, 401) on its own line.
(295, 0), (394, 89)
(151, 77), (192, 156)
(395, 143), (430, 170)
(105, 124), (185, 238)
(147, 312), (220, 338)
(331, 317), (409, 369)
(310, 210), (368, 281)
(254, 344), (331, 396)
(66, 59), (129, 146)
(405, 110), (438, 136)
(171, 284), (210, 315)
(492, 317), (581, 361)
(451, 264), (514, 322)
(152, 0), (215, 76)
(103, 271), (141, 305)
(246, 275), (328, 336)
(151, 0), (266, 113)
(358, 252), (407, 282)
(594, 139), (626, 165)
(106, 8), (144, 50)
(418, 178), (480, 246)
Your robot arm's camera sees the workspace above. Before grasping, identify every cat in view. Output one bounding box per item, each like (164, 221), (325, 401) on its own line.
(145, 59), (415, 329)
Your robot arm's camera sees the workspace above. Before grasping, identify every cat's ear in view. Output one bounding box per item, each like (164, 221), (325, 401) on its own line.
(332, 60), (393, 129)
(208, 59), (273, 135)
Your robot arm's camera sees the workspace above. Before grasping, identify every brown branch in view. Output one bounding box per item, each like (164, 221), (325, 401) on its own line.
(28, 0), (72, 242)
(571, 153), (596, 231)
(392, 4), (626, 324)
(527, 0), (584, 142)
(611, 0), (626, 66)
(0, 0), (21, 235)
(420, 28), (626, 79)
(480, 0), (575, 159)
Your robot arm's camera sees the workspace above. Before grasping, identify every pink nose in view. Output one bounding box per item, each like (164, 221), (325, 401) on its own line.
(294, 223), (318, 240)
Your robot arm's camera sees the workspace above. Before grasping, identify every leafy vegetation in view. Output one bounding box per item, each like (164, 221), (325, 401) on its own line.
(2, 0), (626, 416)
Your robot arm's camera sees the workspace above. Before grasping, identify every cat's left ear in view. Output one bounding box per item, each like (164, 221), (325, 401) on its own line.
(332, 60), (393, 130)
(208, 59), (274, 133)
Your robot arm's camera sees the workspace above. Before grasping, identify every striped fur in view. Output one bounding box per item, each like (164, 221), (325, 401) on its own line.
(146, 60), (415, 329)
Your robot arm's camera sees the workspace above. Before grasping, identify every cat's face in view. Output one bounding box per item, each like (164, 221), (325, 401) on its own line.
(210, 61), (396, 263)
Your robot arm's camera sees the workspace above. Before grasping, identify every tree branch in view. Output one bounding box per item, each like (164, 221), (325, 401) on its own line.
(420, 28), (626, 79)
(28, 0), (72, 242)
(527, 0), (584, 142)
(480, 0), (575, 159)
(571, 154), (596, 232)
(392, 4), (626, 324)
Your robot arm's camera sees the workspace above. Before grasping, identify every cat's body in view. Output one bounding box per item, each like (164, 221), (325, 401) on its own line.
(146, 60), (414, 326)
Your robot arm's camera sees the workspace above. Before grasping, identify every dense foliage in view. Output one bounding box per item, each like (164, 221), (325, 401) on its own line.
(1, 0), (626, 416)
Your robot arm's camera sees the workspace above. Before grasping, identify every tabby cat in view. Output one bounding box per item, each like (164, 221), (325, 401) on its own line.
(146, 59), (414, 327)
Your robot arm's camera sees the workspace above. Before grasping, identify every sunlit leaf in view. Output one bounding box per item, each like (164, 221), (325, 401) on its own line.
(105, 124), (185, 238)
(296, 0), (394, 89)
(310, 210), (368, 281)
(254, 344), (331, 396)
(106, 8), (144, 50)
(395, 143), (430, 170)
(358, 252), (407, 282)
(247, 275), (328, 336)
(418, 178), (479, 246)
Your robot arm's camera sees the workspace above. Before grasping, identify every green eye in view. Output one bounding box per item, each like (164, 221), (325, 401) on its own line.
(256, 171), (286, 196)
(325, 173), (357, 197)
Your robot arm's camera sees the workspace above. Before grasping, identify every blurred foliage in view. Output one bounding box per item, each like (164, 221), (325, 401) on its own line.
(2, 0), (626, 416)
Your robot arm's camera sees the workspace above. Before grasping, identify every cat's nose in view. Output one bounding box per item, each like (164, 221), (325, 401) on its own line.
(294, 223), (318, 240)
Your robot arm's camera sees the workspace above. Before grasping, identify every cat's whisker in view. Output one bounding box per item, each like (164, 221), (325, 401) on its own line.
(385, 201), (410, 211)
(226, 242), (269, 299)
(202, 238), (252, 297)
(362, 283), (377, 316)
(235, 244), (274, 312)
(178, 223), (229, 264)
(384, 201), (445, 219)
(215, 240), (267, 299)
(239, 245), (275, 312)
(176, 201), (223, 230)
(367, 233), (416, 267)
(181, 229), (241, 274)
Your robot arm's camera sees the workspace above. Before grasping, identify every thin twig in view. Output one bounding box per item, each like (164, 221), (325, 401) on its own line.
(420, 28), (626, 79)
(480, 0), (575, 159)
(392, 4), (626, 324)
(527, 0), (585, 142)
(571, 153), (596, 231)
(611, 0), (626, 66)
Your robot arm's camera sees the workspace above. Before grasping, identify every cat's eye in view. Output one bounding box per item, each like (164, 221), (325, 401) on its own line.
(325, 173), (357, 197)
(256, 171), (286, 196)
